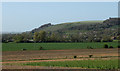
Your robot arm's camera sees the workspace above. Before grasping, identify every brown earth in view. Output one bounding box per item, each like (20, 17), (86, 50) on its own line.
(2, 48), (119, 69)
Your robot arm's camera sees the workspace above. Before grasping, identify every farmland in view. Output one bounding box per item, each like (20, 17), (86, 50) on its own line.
(2, 47), (119, 69)
(24, 59), (118, 69)
(2, 42), (119, 70)
(2, 2), (120, 70)
(2, 42), (118, 51)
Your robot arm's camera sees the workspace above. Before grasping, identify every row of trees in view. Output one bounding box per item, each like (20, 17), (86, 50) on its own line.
(2, 30), (120, 43)
(33, 31), (115, 43)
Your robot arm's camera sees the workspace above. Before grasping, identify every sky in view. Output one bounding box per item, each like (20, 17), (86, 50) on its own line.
(2, 2), (118, 33)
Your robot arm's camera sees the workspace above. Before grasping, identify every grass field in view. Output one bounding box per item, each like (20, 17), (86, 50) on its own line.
(2, 42), (118, 51)
(23, 59), (118, 69)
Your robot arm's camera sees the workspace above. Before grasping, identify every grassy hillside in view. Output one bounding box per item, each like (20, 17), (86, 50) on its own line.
(31, 20), (103, 33)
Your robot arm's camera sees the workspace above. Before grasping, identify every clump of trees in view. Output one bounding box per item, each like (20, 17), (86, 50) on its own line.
(33, 31), (46, 42)
(104, 44), (114, 48)
(109, 46), (113, 48)
(104, 44), (109, 48)
(2, 30), (116, 43)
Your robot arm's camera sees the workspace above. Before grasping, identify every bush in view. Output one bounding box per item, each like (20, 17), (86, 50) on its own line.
(74, 56), (77, 58)
(102, 37), (113, 42)
(104, 44), (108, 48)
(118, 45), (120, 48)
(87, 46), (93, 49)
(89, 47), (93, 49)
(39, 46), (43, 50)
(22, 48), (27, 51)
(89, 55), (93, 58)
(109, 46), (113, 48)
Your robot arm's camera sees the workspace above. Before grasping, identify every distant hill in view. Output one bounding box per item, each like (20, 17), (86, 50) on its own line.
(31, 18), (119, 35)
(2, 17), (120, 43)
(31, 20), (103, 33)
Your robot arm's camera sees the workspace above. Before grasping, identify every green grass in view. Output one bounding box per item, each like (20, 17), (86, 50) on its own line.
(23, 59), (118, 69)
(2, 42), (118, 51)
(41, 20), (103, 32)
(61, 20), (103, 25)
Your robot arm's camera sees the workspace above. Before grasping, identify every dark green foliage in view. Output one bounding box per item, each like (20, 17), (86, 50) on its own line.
(39, 46), (43, 50)
(22, 48), (27, 51)
(118, 45), (120, 48)
(89, 55), (93, 58)
(87, 46), (93, 49)
(109, 46), (113, 48)
(33, 31), (46, 42)
(74, 56), (77, 58)
(104, 44), (109, 48)
(14, 34), (23, 43)
(102, 37), (113, 42)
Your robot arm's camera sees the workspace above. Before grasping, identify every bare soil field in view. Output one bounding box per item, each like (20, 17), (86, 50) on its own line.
(2, 48), (119, 69)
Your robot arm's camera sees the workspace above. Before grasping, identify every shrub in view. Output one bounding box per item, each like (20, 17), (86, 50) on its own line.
(39, 46), (43, 50)
(87, 46), (89, 49)
(89, 55), (93, 58)
(89, 47), (93, 49)
(118, 45), (120, 48)
(104, 44), (108, 48)
(109, 46), (113, 48)
(22, 48), (27, 51)
(74, 56), (77, 58)
(87, 46), (93, 49)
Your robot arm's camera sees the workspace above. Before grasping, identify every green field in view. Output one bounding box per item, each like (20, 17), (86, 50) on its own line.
(23, 59), (118, 69)
(2, 42), (118, 51)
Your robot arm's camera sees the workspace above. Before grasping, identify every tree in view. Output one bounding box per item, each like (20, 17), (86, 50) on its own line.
(104, 44), (108, 48)
(50, 33), (56, 42)
(102, 36), (113, 42)
(33, 31), (46, 42)
(21, 33), (29, 42)
(38, 31), (46, 42)
(117, 35), (120, 40)
(14, 34), (23, 43)
(33, 32), (39, 42)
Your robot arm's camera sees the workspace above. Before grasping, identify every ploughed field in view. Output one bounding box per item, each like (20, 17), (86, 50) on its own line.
(2, 42), (119, 69)
(2, 48), (119, 69)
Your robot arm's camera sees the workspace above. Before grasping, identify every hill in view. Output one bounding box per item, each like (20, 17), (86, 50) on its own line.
(31, 20), (103, 33)
(30, 18), (119, 35)
(2, 18), (120, 43)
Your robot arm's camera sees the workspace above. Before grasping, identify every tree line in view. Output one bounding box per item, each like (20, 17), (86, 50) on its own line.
(2, 30), (120, 43)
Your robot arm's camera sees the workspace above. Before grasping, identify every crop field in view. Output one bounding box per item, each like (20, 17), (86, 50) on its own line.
(24, 59), (118, 69)
(2, 42), (118, 51)
(2, 42), (119, 70)
(2, 48), (119, 69)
